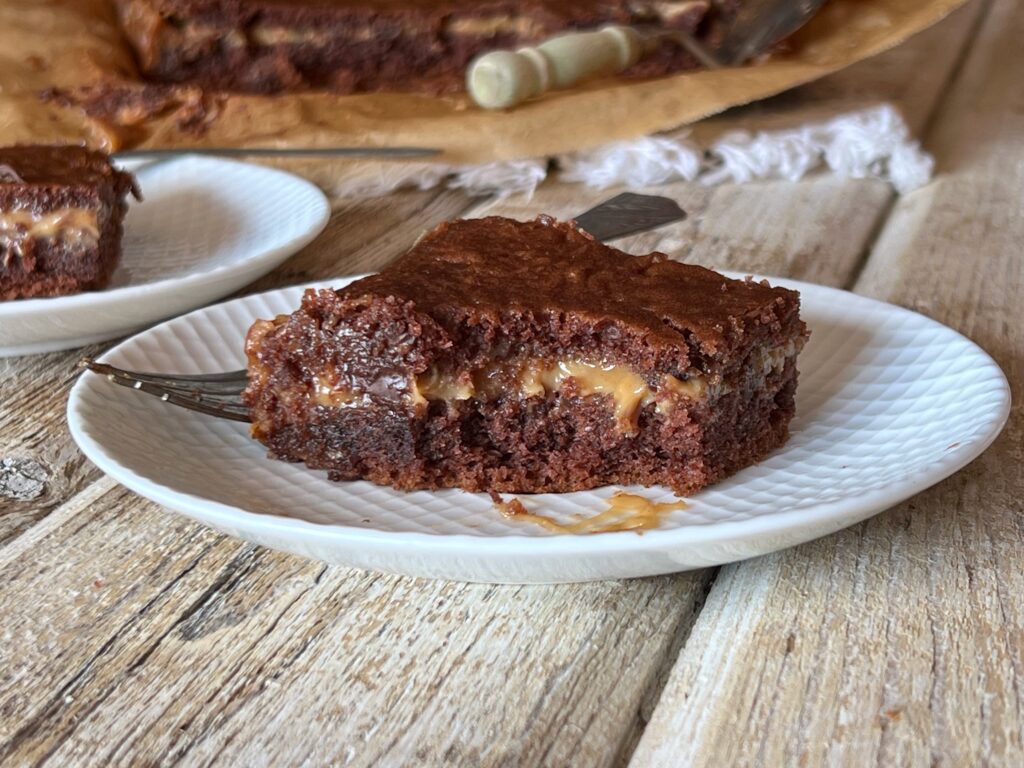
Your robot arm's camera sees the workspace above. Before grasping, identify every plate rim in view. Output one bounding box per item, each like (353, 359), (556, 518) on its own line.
(66, 273), (1012, 557)
(0, 155), (331, 322)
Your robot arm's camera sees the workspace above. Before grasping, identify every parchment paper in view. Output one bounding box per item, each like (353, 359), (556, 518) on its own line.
(0, 0), (970, 165)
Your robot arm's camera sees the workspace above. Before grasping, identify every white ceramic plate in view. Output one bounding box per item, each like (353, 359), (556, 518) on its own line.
(0, 156), (329, 356)
(67, 275), (1010, 583)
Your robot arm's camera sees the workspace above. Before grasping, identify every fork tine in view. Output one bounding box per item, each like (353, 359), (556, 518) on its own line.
(133, 384), (251, 422)
(80, 359), (249, 394)
(109, 376), (251, 422)
(79, 358), (252, 423)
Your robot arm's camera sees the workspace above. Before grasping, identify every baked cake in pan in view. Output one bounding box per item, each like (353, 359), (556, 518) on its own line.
(113, 0), (721, 94)
(0, 145), (138, 301)
(244, 215), (807, 495)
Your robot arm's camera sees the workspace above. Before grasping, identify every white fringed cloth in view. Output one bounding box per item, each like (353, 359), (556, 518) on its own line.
(331, 104), (933, 200)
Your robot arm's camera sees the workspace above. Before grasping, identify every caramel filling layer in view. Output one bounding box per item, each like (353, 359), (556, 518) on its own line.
(0, 208), (100, 261)
(249, 26), (342, 47)
(647, 0), (709, 23)
(446, 15), (545, 38)
(236, 18), (537, 48)
(0, 208), (99, 242)
(312, 374), (368, 409)
(413, 358), (707, 430)
(299, 342), (797, 435)
(756, 341), (798, 376)
(172, 4), (709, 57)
(199, 18), (503, 52)
(172, 21), (358, 53)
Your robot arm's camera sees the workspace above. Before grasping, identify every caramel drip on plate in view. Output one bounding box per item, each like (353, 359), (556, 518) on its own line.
(496, 491), (687, 534)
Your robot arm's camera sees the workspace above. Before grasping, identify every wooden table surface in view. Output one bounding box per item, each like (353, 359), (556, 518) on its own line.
(1, 1), (1020, 765)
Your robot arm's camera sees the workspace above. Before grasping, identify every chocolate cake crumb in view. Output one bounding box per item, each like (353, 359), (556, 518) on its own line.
(244, 215), (808, 495)
(42, 83), (224, 138)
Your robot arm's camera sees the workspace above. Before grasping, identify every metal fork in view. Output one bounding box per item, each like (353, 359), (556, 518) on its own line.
(78, 361), (252, 422)
(79, 191), (687, 422)
(698, 0), (831, 68)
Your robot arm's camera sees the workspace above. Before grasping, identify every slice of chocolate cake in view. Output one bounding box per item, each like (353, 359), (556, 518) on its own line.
(0, 146), (138, 301)
(244, 216), (807, 495)
(113, 0), (717, 94)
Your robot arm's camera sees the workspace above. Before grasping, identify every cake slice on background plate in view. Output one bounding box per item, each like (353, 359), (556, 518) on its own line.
(0, 145), (138, 301)
(113, 0), (715, 94)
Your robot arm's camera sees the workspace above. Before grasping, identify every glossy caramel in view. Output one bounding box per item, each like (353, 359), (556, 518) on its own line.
(496, 491), (688, 534)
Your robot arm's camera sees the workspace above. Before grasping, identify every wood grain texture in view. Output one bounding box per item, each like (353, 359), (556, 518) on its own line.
(0, 3), (1003, 766)
(0, 348), (107, 545)
(0, 485), (713, 767)
(630, 0), (1022, 764)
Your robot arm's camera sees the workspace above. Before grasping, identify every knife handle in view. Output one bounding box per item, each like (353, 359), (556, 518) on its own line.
(467, 25), (645, 110)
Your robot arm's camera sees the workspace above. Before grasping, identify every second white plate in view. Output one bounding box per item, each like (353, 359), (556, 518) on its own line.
(0, 156), (330, 356)
(67, 275), (1010, 583)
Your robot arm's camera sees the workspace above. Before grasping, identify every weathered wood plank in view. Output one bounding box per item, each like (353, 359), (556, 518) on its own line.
(0, 487), (247, 757)
(0, 3), (994, 767)
(0, 486), (713, 767)
(0, 333), (143, 547)
(630, 0), (1022, 764)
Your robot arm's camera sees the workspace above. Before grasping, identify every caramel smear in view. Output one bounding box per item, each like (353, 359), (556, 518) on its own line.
(495, 491), (687, 535)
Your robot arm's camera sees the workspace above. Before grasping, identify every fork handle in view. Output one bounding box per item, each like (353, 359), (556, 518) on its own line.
(467, 25), (645, 110)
